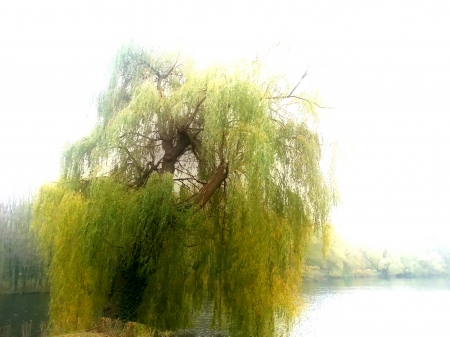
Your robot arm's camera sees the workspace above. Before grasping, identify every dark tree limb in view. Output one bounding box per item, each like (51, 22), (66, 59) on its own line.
(152, 56), (179, 96)
(161, 128), (191, 174)
(184, 96), (207, 128)
(287, 70), (309, 97)
(118, 146), (143, 173)
(195, 160), (229, 208)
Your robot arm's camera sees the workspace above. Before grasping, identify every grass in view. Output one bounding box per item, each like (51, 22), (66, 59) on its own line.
(0, 318), (173, 337)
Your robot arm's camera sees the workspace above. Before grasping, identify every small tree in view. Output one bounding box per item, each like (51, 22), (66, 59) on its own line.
(33, 44), (335, 336)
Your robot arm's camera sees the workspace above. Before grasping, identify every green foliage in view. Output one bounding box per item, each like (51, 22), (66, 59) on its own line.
(303, 232), (450, 280)
(33, 44), (335, 336)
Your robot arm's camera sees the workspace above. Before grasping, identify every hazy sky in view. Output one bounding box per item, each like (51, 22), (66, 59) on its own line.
(1, 0), (449, 246)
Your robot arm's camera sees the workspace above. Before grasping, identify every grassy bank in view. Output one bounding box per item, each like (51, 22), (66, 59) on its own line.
(1, 318), (175, 337)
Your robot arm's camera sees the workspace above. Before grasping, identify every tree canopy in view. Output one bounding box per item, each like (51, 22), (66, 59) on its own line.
(33, 44), (335, 336)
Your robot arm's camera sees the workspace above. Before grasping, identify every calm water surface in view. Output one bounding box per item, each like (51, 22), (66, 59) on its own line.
(0, 292), (49, 337)
(1, 278), (449, 337)
(293, 278), (450, 337)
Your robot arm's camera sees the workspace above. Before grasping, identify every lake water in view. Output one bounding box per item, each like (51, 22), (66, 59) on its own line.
(293, 277), (450, 337)
(0, 292), (49, 337)
(1, 278), (449, 336)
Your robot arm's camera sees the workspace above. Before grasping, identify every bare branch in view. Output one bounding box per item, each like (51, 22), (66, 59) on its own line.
(252, 41), (281, 64)
(288, 69), (309, 97)
(174, 177), (206, 185)
(290, 96), (333, 109)
(131, 132), (161, 142)
(268, 95), (332, 109)
(118, 146), (143, 173)
(146, 157), (163, 172)
(184, 95), (207, 128)
(152, 55), (180, 95)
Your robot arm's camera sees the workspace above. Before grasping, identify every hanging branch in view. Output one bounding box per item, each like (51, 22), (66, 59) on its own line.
(268, 70), (333, 109)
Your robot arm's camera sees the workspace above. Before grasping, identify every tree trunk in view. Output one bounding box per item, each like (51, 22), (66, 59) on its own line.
(161, 129), (191, 174)
(104, 259), (148, 321)
(105, 160), (229, 321)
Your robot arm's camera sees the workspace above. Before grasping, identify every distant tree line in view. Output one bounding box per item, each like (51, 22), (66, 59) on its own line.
(303, 232), (450, 280)
(0, 197), (48, 294)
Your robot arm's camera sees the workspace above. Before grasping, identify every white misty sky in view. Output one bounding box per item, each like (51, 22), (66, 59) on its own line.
(0, 0), (449, 246)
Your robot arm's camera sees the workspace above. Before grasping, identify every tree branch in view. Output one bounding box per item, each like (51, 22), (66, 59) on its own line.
(118, 146), (143, 173)
(287, 69), (309, 97)
(195, 160), (229, 208)
(131, 132), (161, 142)
(183, 95), (207, 129)
(152, 56), (179, 96)
(267, 95), (331, 109)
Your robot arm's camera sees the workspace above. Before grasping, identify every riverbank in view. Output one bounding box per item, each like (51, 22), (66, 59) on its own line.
(302, 264), (450, 282)
(0, 279), (49, 295)
(26, 317), (225, 337)
(0, 289), (49, 295)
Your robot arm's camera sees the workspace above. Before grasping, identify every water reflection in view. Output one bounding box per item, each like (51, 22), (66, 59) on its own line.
(294, 278), (450, 337)
(0, 292), (49, 337)
(1, 279), (449, 337)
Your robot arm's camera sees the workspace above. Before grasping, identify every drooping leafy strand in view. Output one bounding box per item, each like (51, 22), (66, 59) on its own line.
(32, 44), (335, 336)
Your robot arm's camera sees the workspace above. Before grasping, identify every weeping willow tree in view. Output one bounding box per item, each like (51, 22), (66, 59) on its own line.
(33, 44), (335, 336)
